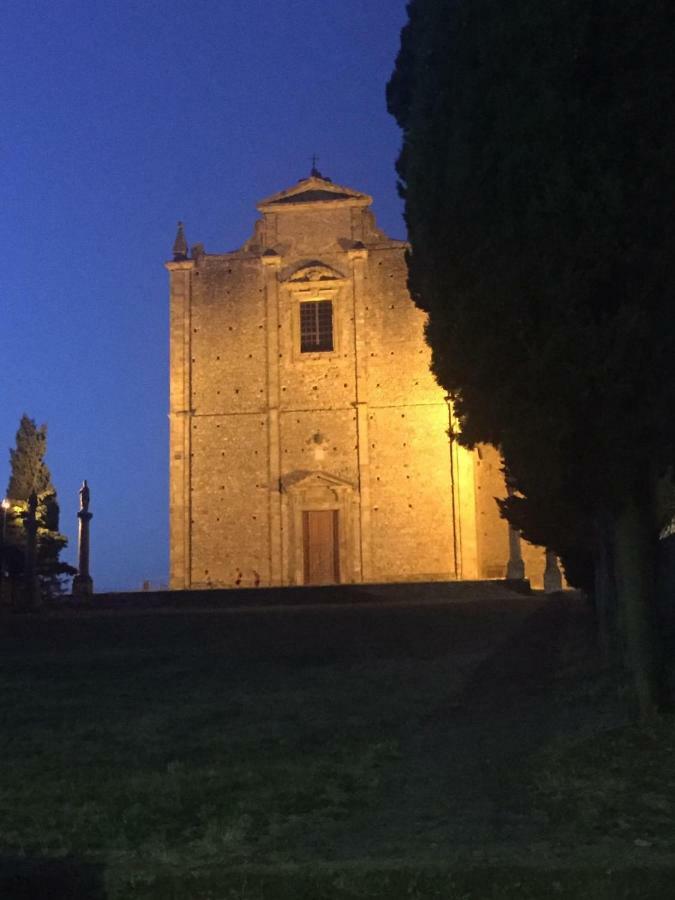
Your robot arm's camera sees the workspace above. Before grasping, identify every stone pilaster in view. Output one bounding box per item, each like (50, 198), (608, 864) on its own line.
(445, 398), (460, 579)
(444, 399), (480, 579)
(166, 259), (194, 589)
(455, 445), (480, 579)
(348, 244), (372, 582)
(505, 485), (525, 580)
(262, 250), (282, 585)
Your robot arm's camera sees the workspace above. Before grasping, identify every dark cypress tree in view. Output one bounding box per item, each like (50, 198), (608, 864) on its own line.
(5, 415), (75, 598)
(388, 0), (675, 718)
(7, 416), (52, 500)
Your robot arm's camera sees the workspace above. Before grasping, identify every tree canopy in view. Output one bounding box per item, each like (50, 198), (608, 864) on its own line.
(4, 415), (75, 598)
(388, 0), (675, 717)
(8, 415), (53, 500)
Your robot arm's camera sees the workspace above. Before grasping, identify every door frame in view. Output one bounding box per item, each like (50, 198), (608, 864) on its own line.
(302, 509), (340, 584)
(282, 471), (358, 585)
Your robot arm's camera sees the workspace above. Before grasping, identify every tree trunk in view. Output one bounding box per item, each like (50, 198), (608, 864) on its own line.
(593, 513), (619, 667)
(613, 496), (669, 720)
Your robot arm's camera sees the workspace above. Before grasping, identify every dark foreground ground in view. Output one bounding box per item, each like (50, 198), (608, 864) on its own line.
(0, 585), (674, 898)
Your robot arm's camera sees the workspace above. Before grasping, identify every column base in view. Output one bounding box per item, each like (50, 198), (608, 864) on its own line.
(72, 575), (94, 598)
(506, 559), (525, 580)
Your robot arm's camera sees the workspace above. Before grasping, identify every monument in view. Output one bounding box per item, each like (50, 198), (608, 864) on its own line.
(72, 480), (94, 597)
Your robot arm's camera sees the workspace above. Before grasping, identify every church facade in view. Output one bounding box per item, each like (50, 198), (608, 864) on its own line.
(167, 172), (549, 589)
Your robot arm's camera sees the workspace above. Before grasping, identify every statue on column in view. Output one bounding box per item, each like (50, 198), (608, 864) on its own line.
(72, 480), (94, 598)
(80, 480), (90, 512)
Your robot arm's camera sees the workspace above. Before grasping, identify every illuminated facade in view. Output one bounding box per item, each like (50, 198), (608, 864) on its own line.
(167, 172), (549, 589)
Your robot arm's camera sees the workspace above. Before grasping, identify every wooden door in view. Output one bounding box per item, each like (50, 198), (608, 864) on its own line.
(303, 510), (339, 585)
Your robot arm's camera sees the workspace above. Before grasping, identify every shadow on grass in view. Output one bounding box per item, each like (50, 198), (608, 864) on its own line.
(121, 864), (675, 900)
(460, 594), (595, 706)
(0, 855), (106, 899)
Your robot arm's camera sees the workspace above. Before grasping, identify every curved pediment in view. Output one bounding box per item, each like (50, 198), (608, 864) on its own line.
(285, 261), (345, 284)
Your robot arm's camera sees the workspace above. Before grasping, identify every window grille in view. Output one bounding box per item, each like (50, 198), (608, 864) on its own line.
(300, 300), (333, 352)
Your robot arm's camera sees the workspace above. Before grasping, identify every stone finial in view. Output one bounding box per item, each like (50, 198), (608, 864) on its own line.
(172, 221), (188, 261)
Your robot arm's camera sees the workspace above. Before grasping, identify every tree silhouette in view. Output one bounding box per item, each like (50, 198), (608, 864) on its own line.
(388, 0), (675, 718)
(5, 415), (75, 599)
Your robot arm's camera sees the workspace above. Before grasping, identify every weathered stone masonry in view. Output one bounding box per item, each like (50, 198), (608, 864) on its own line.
(167, 173), (550, 589)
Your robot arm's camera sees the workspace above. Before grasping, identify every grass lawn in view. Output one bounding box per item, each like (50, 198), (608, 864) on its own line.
(0, 594), (674, 898)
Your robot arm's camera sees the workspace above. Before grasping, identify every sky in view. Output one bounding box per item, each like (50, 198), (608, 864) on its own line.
(1, 0), (410, 591)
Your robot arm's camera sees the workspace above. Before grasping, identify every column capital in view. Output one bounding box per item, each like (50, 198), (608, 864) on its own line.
(347, 242), (368, 262)
(261, 249), (282, 268)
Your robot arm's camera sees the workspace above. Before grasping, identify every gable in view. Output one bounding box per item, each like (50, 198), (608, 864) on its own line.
(258, 175), (372, 213)
(281, 470), (355, 493)
(273, 189), (356, 205)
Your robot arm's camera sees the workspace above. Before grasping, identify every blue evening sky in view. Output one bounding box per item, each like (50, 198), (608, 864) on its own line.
(2, 0), (409, 591)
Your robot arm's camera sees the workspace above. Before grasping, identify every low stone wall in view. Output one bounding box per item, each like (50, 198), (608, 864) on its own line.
(62, 579), (532, 611)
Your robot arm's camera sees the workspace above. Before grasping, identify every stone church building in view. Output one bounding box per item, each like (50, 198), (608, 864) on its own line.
(167, 171), (551, 590)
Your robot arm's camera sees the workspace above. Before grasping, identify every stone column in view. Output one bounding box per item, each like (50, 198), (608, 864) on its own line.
(543, 549), (563, 593)
(24, 492), (40, 608)
(72, 480), (93, 598)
